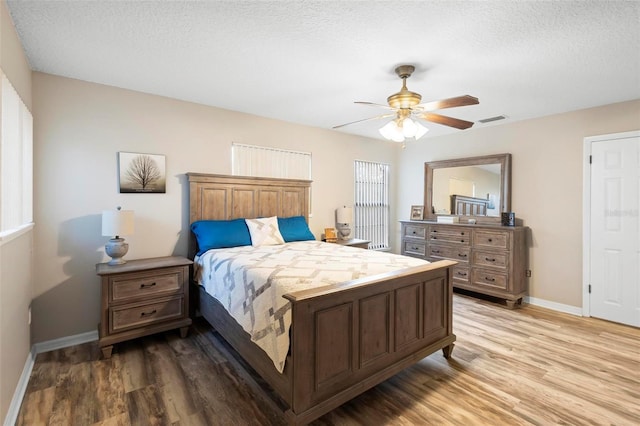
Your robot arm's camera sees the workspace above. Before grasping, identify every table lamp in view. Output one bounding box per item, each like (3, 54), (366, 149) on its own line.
(336, 206), (353, 240)
(102, 206), (134, 265)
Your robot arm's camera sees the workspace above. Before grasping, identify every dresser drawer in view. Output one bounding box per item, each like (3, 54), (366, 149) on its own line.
(471, 269), (508, 291)
(428, 226), (471, 245)
(110, 269), (183, 303)
(452, 265), (470, 284)
(473, 250), (508, 269)
(403, 241), (426, 257)
(428, 245), (470, 262)
(473, 230), (509, 249)
(110, 296), (184, 333)
(403, 224), (427, 239)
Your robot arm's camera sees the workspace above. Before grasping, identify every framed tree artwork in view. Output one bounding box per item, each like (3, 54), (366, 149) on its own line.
(118, 152), (166, 193)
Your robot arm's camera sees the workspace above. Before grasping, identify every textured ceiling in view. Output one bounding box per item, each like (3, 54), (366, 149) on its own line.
(6, 0), (640, 141)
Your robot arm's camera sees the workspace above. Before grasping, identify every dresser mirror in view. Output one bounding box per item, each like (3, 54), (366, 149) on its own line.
(424, 153), (511, 223)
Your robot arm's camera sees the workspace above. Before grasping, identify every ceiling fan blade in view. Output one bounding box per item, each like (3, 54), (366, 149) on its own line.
(354, 101), (396, 111)
(413, 95), (479, 112)
(333, 113), (396, 129)
(418, 112), (475, 130)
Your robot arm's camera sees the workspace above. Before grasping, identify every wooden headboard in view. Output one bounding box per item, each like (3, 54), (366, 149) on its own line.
(450, 194), (489, 216)
(187, 173), (312, 257)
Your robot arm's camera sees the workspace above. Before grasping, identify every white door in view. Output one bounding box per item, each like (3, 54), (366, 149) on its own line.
(588, 133), (639, 327)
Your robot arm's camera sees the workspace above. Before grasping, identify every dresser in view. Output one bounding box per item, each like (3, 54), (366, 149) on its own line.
(96, 256), (193, 358)
(401, 221), (528, 308)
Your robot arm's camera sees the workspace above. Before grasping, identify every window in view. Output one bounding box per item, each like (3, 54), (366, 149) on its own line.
(354, 160), (390, 250)
(0, 71), (33, 240)
(231, 143), (311, 180)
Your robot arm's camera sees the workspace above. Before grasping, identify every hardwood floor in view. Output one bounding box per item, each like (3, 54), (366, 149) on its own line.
(17, 294), (640, 425)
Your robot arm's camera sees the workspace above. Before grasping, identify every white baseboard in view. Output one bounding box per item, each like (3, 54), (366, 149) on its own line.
(33, 329), (98, 354)
(524, 296), (583, 316)
(4, 330), (98, 426)
(3, 347), (35, 426)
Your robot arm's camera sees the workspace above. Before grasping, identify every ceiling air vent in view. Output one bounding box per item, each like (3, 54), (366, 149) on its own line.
(478, 115), (507, 124)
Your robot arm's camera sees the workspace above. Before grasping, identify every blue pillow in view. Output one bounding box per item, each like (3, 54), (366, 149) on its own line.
(277, 216), (315, 242)
(191, 219), (252, 255)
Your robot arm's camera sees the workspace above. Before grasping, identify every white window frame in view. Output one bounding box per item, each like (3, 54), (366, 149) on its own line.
(0, 70), (34, 244)
(354, 160), (390, 250)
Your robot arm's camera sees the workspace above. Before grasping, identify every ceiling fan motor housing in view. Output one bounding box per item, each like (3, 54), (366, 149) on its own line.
(387, 65), (422, 109)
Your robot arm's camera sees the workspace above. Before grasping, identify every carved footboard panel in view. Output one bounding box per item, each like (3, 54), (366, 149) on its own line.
(283, 261), (456, 424)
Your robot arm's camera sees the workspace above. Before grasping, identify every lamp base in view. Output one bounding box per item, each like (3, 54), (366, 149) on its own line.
(105, 238), (129, 265)
(336, 223), (351, 241)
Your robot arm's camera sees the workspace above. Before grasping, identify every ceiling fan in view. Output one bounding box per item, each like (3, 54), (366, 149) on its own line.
(333, 65), (479, 142)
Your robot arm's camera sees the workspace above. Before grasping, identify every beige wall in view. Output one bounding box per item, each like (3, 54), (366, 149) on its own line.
(31, 71), (399, 343)
(0, 0), (33, 423)
(397, 99), (640, 308)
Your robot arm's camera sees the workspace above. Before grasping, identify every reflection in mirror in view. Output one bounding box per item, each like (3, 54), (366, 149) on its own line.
(432, 164), (501, 216)
(424, 154), (511, 223)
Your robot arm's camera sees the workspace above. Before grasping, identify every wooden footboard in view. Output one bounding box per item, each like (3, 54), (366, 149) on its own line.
(198, 260), (456, 425)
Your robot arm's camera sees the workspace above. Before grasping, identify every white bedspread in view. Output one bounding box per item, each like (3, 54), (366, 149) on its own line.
(194, 241), (428, 372)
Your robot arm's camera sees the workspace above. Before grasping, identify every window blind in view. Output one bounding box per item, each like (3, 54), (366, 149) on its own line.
(354, 160), (390, 250)
(231, 143), (312, 180)
(0, 71), (33, 237)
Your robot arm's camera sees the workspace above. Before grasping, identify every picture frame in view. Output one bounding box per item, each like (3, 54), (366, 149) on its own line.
(410, 205), (424, 221)
(118, 152), (166, 193)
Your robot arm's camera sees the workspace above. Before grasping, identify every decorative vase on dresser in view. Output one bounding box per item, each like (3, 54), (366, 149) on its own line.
(401, 220), (528, 308)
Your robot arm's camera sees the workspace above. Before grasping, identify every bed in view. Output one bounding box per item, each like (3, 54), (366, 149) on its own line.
(188, 172), (456, 425)
(450, 194), (490, 216)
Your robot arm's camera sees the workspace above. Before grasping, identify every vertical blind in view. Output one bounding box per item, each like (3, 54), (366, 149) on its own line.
(0, 71), (33, 236)
(231, 143), (312, 180)
(354, 160), (390, 250)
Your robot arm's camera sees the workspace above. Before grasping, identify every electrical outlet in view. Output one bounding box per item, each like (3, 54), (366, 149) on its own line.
(525, 269), (532, 278)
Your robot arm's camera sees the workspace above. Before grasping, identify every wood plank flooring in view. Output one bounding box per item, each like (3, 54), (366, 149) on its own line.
(17, 294), (640, 425)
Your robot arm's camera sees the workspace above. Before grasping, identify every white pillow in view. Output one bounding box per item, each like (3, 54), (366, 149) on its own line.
(245, 216), (285, 247)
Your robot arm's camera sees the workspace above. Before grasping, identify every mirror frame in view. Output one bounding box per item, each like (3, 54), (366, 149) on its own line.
(423, 153), (511, 223)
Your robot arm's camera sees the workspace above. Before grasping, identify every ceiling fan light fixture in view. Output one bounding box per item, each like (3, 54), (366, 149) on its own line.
(414, 121), (429, 139)
(402, 117), (417, 137)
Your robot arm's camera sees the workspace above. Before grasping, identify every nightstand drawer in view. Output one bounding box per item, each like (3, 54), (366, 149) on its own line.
(110, 296), (184, 333)
(111, 269), (183, 303)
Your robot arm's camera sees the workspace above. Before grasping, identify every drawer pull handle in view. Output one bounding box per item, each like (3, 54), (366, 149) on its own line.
(433, 249), (440, 254)
(485, 277), (496, 282)
(140, 309), (157, 317)
(432, 236), (437, 240)
(461, 239), (465, 242)
(488, 238), (493, 242)
(412, 246), (420, 251)
(140, 282), (157, 289)
(412, 231), (417, 234)
(485, 257), (496, 262)
(461, 232), (465, 235)
(458, 253), (467, 258)
(457, 272), (467, 277)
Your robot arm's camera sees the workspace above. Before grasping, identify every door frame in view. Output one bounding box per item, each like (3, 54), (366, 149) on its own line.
(582, 130), (640, 317)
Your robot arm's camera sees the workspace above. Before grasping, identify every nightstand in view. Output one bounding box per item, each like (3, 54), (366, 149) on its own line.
(96, 256), (193, 358)
(334, 238), (370, 249)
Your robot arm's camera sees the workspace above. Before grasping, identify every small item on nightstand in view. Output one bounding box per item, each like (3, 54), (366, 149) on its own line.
(501, 212), (516, 226)
(468, 218), (477, 224)
(324, 228), (338, 242)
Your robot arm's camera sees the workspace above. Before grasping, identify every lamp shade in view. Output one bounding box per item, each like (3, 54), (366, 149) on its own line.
(102, 208), (134, 237)
(336, 206), (353, 224)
